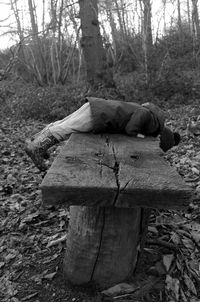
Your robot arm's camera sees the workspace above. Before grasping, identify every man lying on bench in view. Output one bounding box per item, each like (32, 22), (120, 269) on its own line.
(25, 97), (181, 171)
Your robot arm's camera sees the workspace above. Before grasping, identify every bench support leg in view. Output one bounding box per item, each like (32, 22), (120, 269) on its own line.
(63, 206), (151, 288)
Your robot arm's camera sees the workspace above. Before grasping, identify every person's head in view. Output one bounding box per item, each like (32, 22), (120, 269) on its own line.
(142, 102), (169, 132)
(160, 127), (181, 152)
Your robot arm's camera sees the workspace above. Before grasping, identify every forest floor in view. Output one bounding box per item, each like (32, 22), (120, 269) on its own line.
(1, 102), (200, 302)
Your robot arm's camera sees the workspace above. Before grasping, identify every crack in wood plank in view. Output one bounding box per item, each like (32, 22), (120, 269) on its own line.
(89, 138), (123, 279)
(90, 207), (106, 282)
(134, 209), (152, 272)
(111, 146), (121, 206)
(119, 177), (135, 193)
(103, 136), (122, 206)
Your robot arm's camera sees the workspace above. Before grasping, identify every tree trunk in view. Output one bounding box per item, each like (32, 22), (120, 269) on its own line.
(28, 0), (45, 84)
(10, 0), (24, 43)
(162, 0), (167, 35)
(79, 0), (114, 88)
(177, 0), (183, 41)
(192, 0), (200, 41)
(28, 0), (39, 40)
(42, 0), (45, 33)
(120, 0), (128, 37)
(105, 0), (117, 59)
(68, 4), (83, 83)
(187, 0), (192, 34)
(140, 0), (153, 87)
(113, 0), (125, 37)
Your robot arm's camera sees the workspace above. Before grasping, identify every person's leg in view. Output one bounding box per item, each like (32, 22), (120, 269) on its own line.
(25, 103), (93, 171)
(48, 102), (93, 140)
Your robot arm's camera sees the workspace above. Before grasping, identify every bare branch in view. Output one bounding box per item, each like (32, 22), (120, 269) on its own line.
(0, 15), (13, 23)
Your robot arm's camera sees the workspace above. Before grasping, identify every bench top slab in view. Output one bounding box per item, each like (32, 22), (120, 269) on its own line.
(41, 133), (192, 209)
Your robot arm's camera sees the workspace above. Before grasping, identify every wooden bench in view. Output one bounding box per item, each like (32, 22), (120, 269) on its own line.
(41, 133), (192, 288)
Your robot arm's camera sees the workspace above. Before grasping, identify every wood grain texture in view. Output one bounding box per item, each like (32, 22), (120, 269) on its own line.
(41, 133), (192, 209)
(63, 205), (149, 288)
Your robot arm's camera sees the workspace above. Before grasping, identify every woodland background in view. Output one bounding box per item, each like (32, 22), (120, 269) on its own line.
(0, 0), (200, 118)
(1, 1), (200, 302)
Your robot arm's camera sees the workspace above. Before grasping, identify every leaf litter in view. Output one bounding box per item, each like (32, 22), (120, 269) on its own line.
(0, 104), (200, 301)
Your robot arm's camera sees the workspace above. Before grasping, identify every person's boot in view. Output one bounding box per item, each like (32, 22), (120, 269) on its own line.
(25, 129), (59, 171)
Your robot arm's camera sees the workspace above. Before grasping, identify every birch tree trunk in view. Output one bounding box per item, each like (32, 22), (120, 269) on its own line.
(113, 0), (125, 38)
(162, 0), (167, 35)
(105, 0), (117, 58)
(28, 0), (39, 42)
(140, 0), (153, 87)
(177, 0), (183, 41)
(28, 0), (44, 84)
(79, 0), (114, 88)
(187, 0), (192, 34)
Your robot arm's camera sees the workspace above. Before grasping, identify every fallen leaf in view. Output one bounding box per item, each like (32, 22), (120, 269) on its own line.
(0, 262), (5, 268)
(182, 238), (194, 250)
(191, 167), (200, 175)
(171, 232), (181, 245)
(165, 275), (180, 301)
(191, 231), (200, 245)
(43, 271), (57, 280)
(5, 252), (17, 262)
(180, 288), (188, 302)
(163, 254), (174, 272)
(46, 234), (67, 248)
(148, 226), (158, 234)
(184, 273), (197, 295)
(21, 292), (38, 301)
(101, 283), (139, 297)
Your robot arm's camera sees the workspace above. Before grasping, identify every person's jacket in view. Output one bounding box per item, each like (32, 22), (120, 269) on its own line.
(87, 97), (165, 137)
(86, 97), (176, 152)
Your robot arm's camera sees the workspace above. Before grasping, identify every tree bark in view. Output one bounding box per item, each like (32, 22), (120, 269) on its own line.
(79, 0), (114, 88)
(105, 0), (117, 58)
(28, 0), (39, 40)
(187, 0), (192, 34)
(113, 0), (125, 37)
(10, 0), (24, 43)
(191, 0), (200, 41)
(177, 0), (183, 41)
(140, 0), (153, 87)
(10, 0), (26, 60)
(28, 0), (45, 84)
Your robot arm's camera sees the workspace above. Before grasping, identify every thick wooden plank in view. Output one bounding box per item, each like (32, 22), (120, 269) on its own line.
(41, 133), (192, 209)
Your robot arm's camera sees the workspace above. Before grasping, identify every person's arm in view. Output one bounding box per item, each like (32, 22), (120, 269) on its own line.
(125, 110), (150, 136)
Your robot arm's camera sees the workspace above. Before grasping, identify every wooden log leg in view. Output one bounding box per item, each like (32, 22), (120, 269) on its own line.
(63, 206), (151, 288)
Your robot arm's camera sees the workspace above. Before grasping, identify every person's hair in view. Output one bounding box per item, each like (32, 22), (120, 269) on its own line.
(173, 132), (181, 146)
(160, 127), (181, 152)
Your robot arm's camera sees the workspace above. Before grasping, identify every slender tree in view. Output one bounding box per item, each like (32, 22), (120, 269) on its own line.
(140, 0), (153, 86)
(187, 0), (192, 34)
(162, 0), (167, 35)
(177, 0), (183, 41)
(191, 0), (200, 41)
(113, 0), (125, 38)
(104, 0), (117, 58)
(10, 0), (24, 42)
(28, 0), (39, 38)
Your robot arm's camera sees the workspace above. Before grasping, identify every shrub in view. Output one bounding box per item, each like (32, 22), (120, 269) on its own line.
(1, 79), (86, 121)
